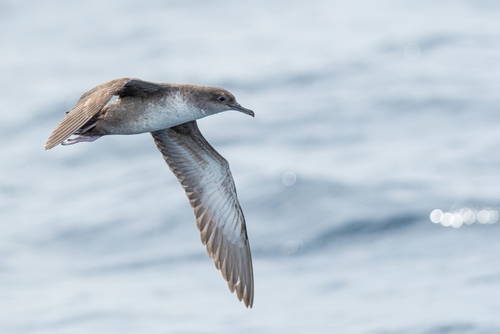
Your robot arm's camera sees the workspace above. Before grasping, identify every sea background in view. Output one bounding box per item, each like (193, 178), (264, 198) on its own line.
(1, 1), (500, 333)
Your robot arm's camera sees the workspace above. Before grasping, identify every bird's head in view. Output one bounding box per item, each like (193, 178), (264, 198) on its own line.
(194, 86), (254, 117)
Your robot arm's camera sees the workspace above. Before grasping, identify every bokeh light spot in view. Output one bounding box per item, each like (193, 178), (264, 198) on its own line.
(477, 210), (489, 224)
(489, 210), (499, 224)
(404, 43), (421, 60)
(460, 208), (475, 225)
(451, 213), (463, 229)
(441, 212), (452, 227)
(429, 207), (498, 228)
(282, 172), (296, 186)
(430, 209), (443, 223)
(283, 239), (304, 255)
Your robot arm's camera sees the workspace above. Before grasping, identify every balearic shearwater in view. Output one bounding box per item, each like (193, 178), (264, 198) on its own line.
(45, 78), (255, 307)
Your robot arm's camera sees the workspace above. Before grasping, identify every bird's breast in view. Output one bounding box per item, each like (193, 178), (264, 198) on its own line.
(96, 94), (205, 135)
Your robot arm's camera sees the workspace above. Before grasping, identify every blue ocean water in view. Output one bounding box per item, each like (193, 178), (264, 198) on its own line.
(1, 1), (500, 333)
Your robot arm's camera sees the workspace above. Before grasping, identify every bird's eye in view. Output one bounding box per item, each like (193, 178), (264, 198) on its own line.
(218, 96), (226, 102)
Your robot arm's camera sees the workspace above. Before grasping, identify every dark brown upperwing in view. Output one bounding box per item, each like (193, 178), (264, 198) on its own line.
(45, 78), (131, 150)
(116, 79), (173, 99)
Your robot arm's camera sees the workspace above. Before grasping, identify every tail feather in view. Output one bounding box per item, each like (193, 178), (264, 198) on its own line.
(45, 112), (92, 150)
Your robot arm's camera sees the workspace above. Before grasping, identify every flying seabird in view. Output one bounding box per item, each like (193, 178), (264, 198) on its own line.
(45, 78), (255, 308)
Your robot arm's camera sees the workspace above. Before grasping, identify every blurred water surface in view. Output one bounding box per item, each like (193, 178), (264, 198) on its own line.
(1, 1), (500, 333)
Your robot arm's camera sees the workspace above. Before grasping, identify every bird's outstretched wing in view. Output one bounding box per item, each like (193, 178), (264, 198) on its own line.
(45, 78), (172, 150)
(151, 121), (254, 307)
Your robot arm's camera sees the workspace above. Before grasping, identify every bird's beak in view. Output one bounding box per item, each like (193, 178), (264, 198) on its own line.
(230, 103), (255, 117)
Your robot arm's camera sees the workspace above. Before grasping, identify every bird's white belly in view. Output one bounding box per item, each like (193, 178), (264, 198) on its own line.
(100, 94), (205, 134)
